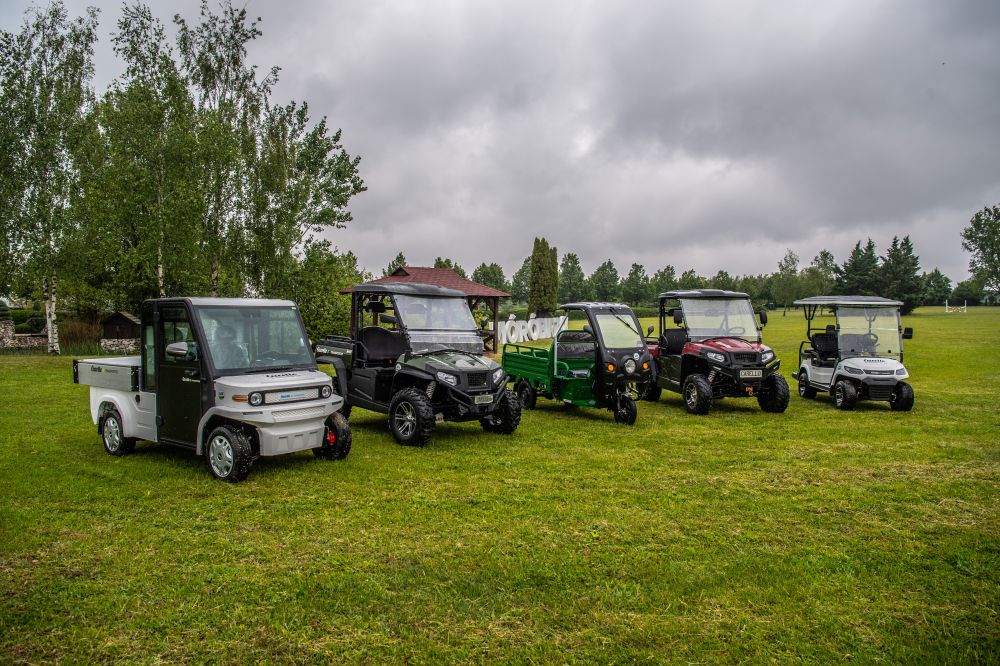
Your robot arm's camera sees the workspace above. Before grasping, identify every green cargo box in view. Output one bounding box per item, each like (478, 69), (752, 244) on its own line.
(502, 341), (597, 406)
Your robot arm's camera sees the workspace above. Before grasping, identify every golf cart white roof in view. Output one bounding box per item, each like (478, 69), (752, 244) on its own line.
(794, 295), (902, 307)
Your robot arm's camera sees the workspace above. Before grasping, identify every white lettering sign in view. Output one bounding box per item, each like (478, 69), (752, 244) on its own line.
(499, 314), (566, 345)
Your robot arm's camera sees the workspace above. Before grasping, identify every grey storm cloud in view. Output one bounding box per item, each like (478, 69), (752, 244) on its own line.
(3, 0), (998, 280)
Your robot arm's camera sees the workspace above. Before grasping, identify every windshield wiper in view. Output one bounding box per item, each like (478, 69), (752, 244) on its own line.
(246, 365), (296, 373)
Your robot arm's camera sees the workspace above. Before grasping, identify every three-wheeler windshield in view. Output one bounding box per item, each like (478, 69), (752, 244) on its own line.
(680, 298), (760, 342)
(196, 306), (314, 372)
(594, 312), (643, 348)
(836, 307), (902, 357)
(394, 295), (483, 353)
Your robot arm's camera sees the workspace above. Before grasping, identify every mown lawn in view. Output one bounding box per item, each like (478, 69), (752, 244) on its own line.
(1, 307), (998, 663)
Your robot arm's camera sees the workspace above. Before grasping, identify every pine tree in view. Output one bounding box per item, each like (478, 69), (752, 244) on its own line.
(880, 236), (922, 314)
(677, 270), (706, 290)
(528, 238), (558, 315)
(921, 268), (952, 306)
(650, 265), (676, 297)
(621, 263), (651, 306)
(588, 260), (620, 302)
(558, 253), (588, 303)
(434, 257), (467, 278)
(835, 239), (881, 295)
(510, 257), (531, 304)
(383, 252), (406, 276)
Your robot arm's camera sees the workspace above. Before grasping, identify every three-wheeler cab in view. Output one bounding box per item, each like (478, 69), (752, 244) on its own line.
(502, 302), (653, 425)
(645, 289), (788, 415)
(793, 295), (915, 410)
(73, 298), (351, 482)
(314, 282), (520, 446)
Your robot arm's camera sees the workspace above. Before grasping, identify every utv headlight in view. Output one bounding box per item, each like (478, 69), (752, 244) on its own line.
(436, 371), (458, 386)
(706, 352), (725, 364)
(761, 351), (775, 363)
(845, 366), (864, 375)
(320, 385), (333, 399)
(623, 358), (637, 374)
(492, 367), (505, 384)
(248, 392), (264, 406)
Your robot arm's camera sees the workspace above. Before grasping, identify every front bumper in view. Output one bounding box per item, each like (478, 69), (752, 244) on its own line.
(441, 383), (508, 420)
(216, 397), (339, 456)
(712, 360), (781, 397)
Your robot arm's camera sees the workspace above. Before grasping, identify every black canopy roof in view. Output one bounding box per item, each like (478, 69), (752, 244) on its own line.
(342, 282), (466, 298)
(659, 289), (750, 300)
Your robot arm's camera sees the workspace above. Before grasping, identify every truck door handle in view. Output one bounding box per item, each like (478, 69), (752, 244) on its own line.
(181, 377), (199, 383)
(182, 369), (200, 383)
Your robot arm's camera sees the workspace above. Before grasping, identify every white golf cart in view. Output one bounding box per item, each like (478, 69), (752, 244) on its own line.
(793, 296), (914, 411)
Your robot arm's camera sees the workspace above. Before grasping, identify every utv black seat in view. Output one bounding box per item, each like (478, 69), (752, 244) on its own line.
(358, 326), (406, 365)
(661, 328), (687, 355)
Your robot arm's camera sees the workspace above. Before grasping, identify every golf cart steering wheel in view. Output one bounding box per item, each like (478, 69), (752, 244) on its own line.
(863, 333), (879, 348)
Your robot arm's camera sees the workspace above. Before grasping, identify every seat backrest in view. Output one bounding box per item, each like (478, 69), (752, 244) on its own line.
(811, 332), (838, 356)
(359, 326), (406, 362)
(664, 328), (687, 355)
(556, 330), (596, 360)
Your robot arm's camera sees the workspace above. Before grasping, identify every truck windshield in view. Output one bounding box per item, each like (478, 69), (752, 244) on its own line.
(595, 312), (643, 348)
(680, 298), (760, 341)
(394, 295), (483, 353)
(196, 306), (314, 372)
(836, 307), (902, 357)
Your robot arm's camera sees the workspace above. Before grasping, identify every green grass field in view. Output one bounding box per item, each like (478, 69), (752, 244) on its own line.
(1, 307), (998, 663)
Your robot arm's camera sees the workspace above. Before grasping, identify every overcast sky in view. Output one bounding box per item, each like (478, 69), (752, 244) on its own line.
(3, 0), (998, 282)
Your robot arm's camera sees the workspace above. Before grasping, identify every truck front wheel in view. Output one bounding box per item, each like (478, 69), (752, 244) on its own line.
(388, 388), (435, 446)
(833, 380), (858, 410)
(481, 388), (522, 434)
(613, 395), (638, 425)
(205, 425), (254, 482)
(682, 374), (713, 415)
(314, 412), (352, 460)
(101, 408), (135, 456)
(758, 374), (790, 413)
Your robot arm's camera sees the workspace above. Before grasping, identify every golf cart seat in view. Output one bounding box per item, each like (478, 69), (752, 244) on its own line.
(358, 326), (406, 365)
(556, 330), (596, 360)
(807, 326), (839, 366)
(660, 328), (687, 355)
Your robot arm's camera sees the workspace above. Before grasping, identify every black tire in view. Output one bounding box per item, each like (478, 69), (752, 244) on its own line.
(797, 370), (817, 399)
(314, 412), (352, 460)
(758, 374), (790, 413)
(890, 381), (914, 411)
(388, 388), (435, 446)
(516, 380), (537, 410)
(833, 380), (858, 410)
(642, 382), (662, 402)
(339, 402), (352, 420)
(613, 395), (638, 425)
(204, 425), (254, 482)
(682, 374), (713, 415)
(101, 408), (135, 456)
(481, 389), (522, 434)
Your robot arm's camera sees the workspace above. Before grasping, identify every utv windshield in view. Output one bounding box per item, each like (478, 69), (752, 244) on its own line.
(680, 298), (760, 342)
(594, 312), (643, 349)
(196, 306), (314, 372)
(394, 295), (484, 353)
(836, 307), (902, 357)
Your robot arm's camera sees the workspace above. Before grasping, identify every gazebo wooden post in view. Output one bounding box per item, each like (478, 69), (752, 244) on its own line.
(490, 296), (499, 353)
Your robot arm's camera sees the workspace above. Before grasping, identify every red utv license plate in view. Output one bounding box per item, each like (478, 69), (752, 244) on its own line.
(739, 369), (763, 379)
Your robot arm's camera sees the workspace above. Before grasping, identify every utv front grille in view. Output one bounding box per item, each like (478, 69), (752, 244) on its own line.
(733, 352), (758, 364)
(866, 369), (894, 376)
(867, 386), (893, 400)
(467, 371), (489, 388)
(264, 387), (320, 404)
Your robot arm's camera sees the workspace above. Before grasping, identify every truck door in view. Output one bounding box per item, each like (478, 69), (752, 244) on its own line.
(156, 303), (203, 446)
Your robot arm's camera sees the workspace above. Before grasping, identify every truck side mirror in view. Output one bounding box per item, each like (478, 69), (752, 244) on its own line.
(583, 324), (594, 336)
(647, 325), (654, 336)
(166, 341), (196, 361)
(902, 327), (913, 339)
(759, 308), (768, 327)
(672, 310), (683, 326)
(379, 313), (398, 326)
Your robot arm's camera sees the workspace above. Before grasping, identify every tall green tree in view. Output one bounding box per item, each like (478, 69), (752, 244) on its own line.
(961, 205), (1000, 293)
(588, 260), (620, 302)
(880, 236), (922, 314)
(951, 277), (984, 306)
(558, 253), (588, 303)
(798, 249), (837, 298)
(471, 263), (509, 293)
(528, 237), (558, 315)
(921, 268), (952, 306)
(282, 240), (368, 340)
(383, 252), (406, 276)
(510, 257), (531, 304)
(708, 270), (736, 292)
(0, 2), (99, 353)
(433, 257), (467, 278)
(621, 263), (651, 306)
(676, 269), (706, 290)
(772, 249), (800, 314)
(650, 265), (676, 297)
(835, 239), (881, 295)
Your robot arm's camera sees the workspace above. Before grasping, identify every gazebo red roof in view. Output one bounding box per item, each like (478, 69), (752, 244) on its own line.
(360, 266), (509, 298)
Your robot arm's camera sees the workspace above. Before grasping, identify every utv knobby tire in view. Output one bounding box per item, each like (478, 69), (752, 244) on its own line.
(890, 381), (914, 412)
(642, 382), (662, 402)
(101, 408), (135, 456)
(614, 395), (638, 425)
(388, 388), (435, 446)
(205, 425), (254, 482)
(516, 380), (537, 410)
(338, 402), (352, 420)
(758, 374), (790, 413)
(481, 389), (522, 434)
(797, 370), (817, 399)
(682, 374), (713, 415)
(833, 380), (858, 411)
(314, 412), (352, 460)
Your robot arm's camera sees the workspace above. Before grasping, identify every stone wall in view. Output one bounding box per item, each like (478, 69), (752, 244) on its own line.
(100, 338), (140, 354)
(0, 320), (48, 349)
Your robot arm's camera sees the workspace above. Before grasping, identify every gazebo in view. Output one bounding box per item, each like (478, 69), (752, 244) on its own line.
(361, 266), (509, 352)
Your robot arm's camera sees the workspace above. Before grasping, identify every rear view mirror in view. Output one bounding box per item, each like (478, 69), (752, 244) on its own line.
(379, 313), (398, 326)
(902, 327), (913, 339)
(672, 310), (683, 326)
(582, 324), (594, 335)
(759, 308), (768, 327)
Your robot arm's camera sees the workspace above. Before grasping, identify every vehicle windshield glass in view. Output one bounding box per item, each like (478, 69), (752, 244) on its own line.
(836, 307), (901, 357)
(196, 306), (314, 372)
(394, 295), (483, 353)
(680, 298), (760, 341)
(595, 312), (643, 348)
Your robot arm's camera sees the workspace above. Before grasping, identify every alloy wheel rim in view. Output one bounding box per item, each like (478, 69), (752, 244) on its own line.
(105, 417), (121, 451)
(209, 435), (234, 477)
(394, 402), (416, 438)
(685, 384), (697, 408)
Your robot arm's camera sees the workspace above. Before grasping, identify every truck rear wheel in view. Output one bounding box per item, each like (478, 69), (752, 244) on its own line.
(890, 381), (914, 411)
(613, 395), (638, 425)
(101, 408), (135, 456)
(314, 412), (352, 460)
(516, 380), (537, 409)
(388, 388), (435, 446)
(642, 382), (662, 402)
(682, 374), (713, 415)
(481, 389), (522, 434)
(205, 425), (254, 482)
(833, 380), (858, 410)
(758, 374), (790, 413)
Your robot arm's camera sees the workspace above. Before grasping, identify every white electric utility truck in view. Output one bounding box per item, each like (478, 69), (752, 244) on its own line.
(74, 298), (351, 481)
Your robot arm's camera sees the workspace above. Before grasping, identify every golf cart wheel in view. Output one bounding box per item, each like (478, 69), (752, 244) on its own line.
(890, 381), (914, 412)
(758, 374), (790, 413)
(682, 374), (713, 415)
(314, 412), (352, 460)
(614, 395), (638, 425)
(516, 380), (537, 410)
(797, 371), (817, 399)
(388, 388), (435, 446)
(204, 425), (254, 482)
(833, 380), (858, 411)
(101, 408), (135, 456)
(642, 382), (662, 402)
(481, 389), (522, 434)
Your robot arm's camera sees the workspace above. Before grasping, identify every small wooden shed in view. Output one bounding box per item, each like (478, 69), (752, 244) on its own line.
(101, 312), (141, 340)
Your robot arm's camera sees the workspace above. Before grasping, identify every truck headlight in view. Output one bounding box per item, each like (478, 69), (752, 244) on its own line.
(436, 371), (458, 386)
(492, 368), (505, 384)
(706, 352), (725, 364)
(761, 351), (774, 363)
(845, 366), (864, 375)
(895, 367), (907, 375)
(623, 358), (637, 374)
(320, 385), (333, 398)
(248, 392), (264, 406)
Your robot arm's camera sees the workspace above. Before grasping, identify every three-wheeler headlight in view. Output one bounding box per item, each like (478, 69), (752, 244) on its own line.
(623, 359), (637, 374)
(248, 392), (264, 406)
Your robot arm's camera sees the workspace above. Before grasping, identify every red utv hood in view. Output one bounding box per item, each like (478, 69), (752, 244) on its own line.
(694, 338), (767, 353)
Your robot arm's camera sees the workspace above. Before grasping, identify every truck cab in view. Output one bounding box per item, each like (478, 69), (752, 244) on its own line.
(74, 297), (350, 481)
